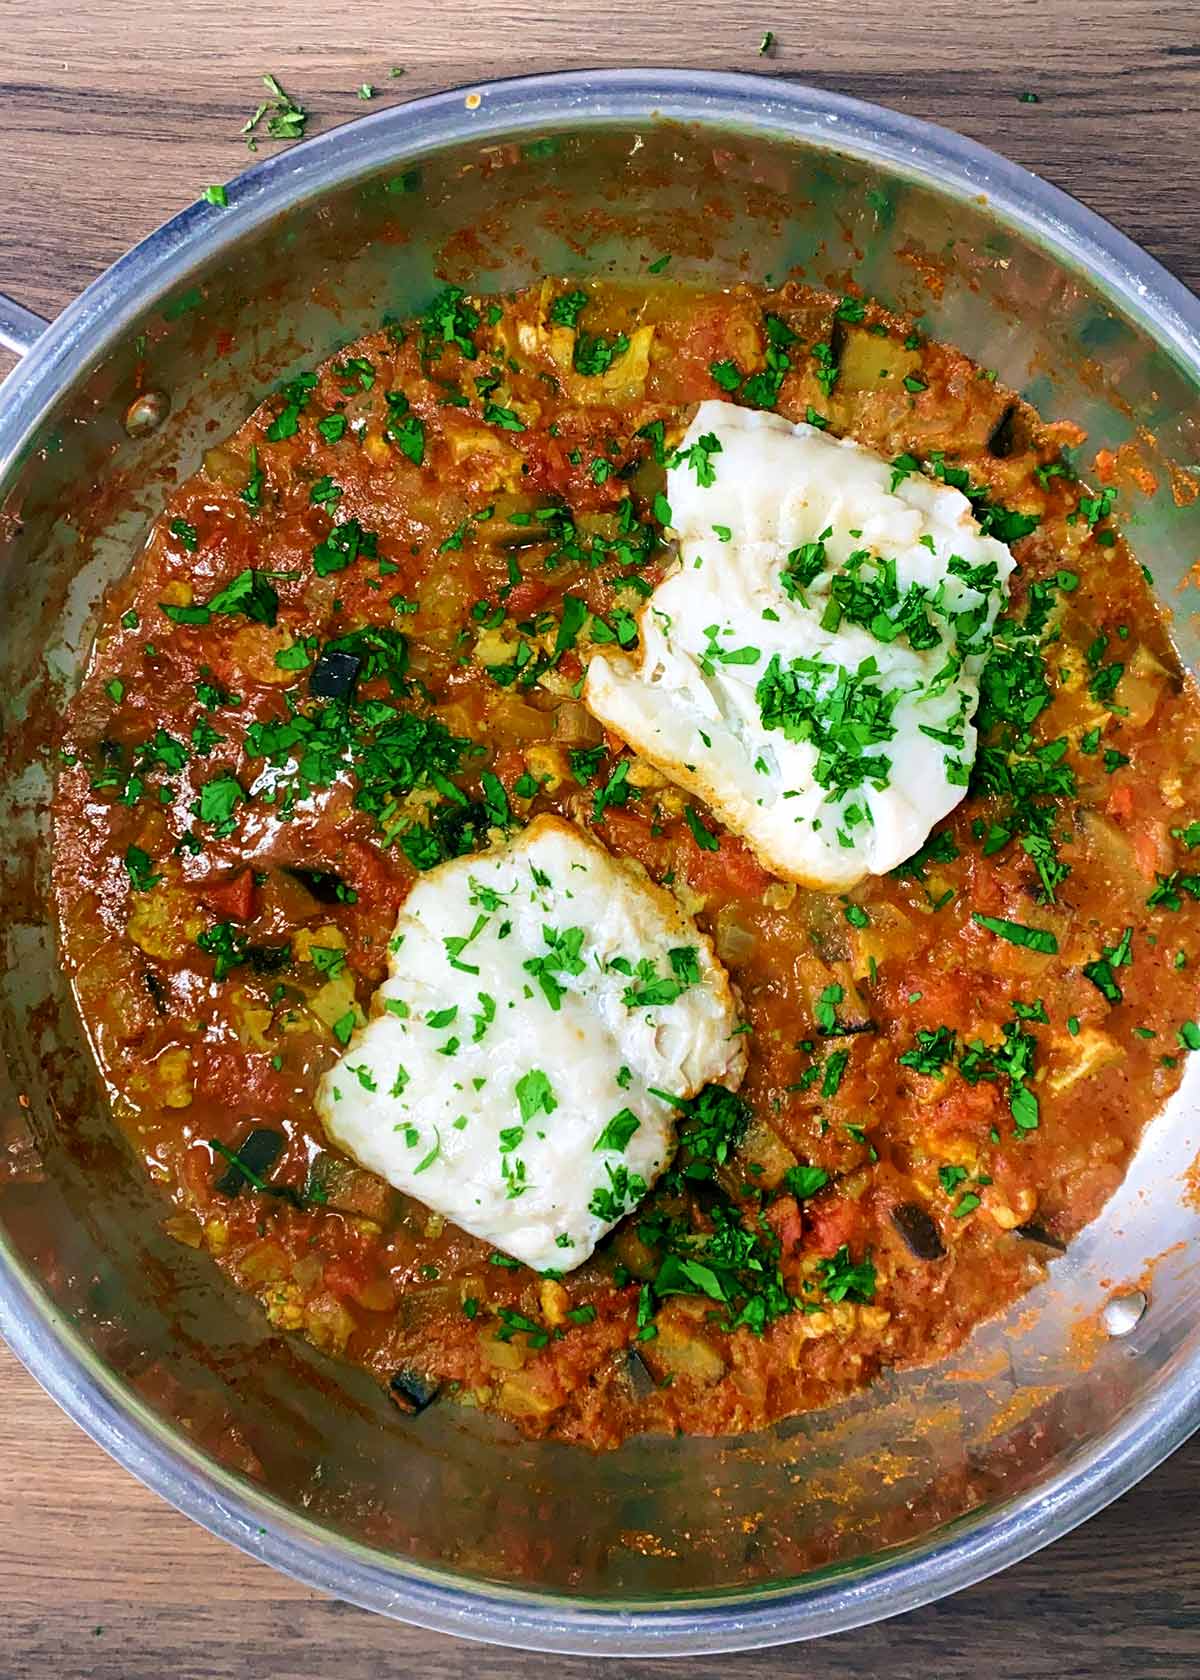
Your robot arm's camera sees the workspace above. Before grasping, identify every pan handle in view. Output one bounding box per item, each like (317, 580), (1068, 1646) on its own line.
(0, 292), (50, 359)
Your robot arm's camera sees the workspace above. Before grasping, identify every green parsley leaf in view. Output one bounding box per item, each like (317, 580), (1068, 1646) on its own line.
(516, 1068), (557, 1124)
(683, 806), (719, 851)
(1083, 927), (1133, 1004)
(480, 770), (510, 829)
(196, 772), (245, 831)
(169, 517), (198, 552)
(593, 758), (632, 820)
(312, 518), (378, 578)
(310, 945), (347, 979)
(594, 1108), (640, 1152)
(570, 744), (605, 784)
(483, 401), (526, 432)
(123, 844), (162, 893)
(418, 287), (480, 361)
(782, 1164), (830, 1200)
(573, 331), (630, 377)
(274, 641), (311, 672)
(240, 446), (264, 510)
(548, 289), (588, 329)
(971, 913), (1058, 954)
(817, 1244), (875, 1303)
(709, 359), (742, 393)
(588, 1160), (648, 1223)
(899, 1025), (957, 1075)
(207, 568), (279, 625)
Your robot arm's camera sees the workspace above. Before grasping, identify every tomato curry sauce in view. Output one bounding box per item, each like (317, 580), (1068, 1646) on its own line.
(52, 278), (1200, 1448)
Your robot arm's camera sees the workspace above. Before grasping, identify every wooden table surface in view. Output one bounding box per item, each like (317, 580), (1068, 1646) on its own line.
(2, 3), (1199, 1674)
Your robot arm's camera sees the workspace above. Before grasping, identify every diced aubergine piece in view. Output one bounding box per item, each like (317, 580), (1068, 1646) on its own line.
(306, 1152), (395, 1222)
(308, 648), (361, 699)
(626, 1348), (657, 1401)
(214, 1127), (285, 1196)
(889, 1202), (947, 1261)
(987, 403), (1019, 459)
(388, 1368), (441, 1415)
(1015, 1221), (1066, 1252)
(284, 865), (351, 904)
(246, 942), (292, 974)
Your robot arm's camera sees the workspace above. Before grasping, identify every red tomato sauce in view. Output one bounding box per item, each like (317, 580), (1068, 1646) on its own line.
(52, 278), (1200, 1448)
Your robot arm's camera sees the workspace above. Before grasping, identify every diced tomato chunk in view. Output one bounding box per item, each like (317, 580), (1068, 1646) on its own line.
(923, 1078), (1002, 1142)
(505, 579), (551, 616)
(490, 746), (526, 788)
(681, 831), (773, 900)
(766, 1194), (804, 1256)
(805, 1196), (865, 1258)
(189, 1039), (294, 1115)
(1127, 819), (1173, 882)
(322, 1257), (370, 1299)
(340, 840), (409, 911)
(198, 868), (256, 922)
(594, 805), (672, 875)
(1106, 782), (1136, 821)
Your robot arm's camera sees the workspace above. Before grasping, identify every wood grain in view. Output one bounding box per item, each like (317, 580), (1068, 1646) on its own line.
(3, 1334), (1199, 1679)
(2, 4), (1200, 1674)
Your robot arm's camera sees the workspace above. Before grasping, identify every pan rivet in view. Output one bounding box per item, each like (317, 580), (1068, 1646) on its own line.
(1102, 1289), (1147, 1337)
(124, 390), (170, 438)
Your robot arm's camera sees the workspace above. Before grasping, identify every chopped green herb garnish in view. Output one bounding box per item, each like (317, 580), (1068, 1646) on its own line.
(971, 913), (1058, 954)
